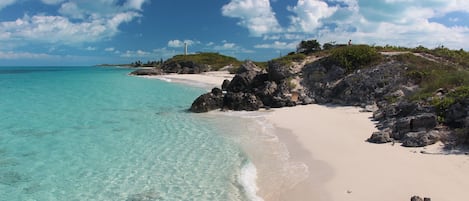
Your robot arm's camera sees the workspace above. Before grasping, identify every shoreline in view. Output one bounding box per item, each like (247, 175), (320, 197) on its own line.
(136, 72), (469, 201)
(137, 71), (234, 90)
(266, 105), (469, 201)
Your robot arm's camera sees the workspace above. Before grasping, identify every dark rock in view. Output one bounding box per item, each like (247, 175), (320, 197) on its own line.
(401, 131), (440, 147)
(367, 131), (393, 144)
(393, 113), (437, 140)
(236, 60), (262, 74)
(129, 68), (163, 76)
(161, 60), (209, 74)
(268, 60), (292, 82)
(255, 81), (278, 106)
(223, 92), (263, 111)
(226, 69), (259, 93)
(221, 79), (231, 91)
(190, 89), (223, 113)
(302, 60), (408, 106)
(424, 198), (431, 201)
(411, 113), (437, 131)
(445, 99), (469, 128)
(411, 196), (424, 201)
(211, 87), (222, 96)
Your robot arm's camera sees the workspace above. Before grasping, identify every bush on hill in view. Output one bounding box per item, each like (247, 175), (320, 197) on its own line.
(326, 45), (382, 73)
(167, 52), (242, 71)
(271, 53), (306, 66)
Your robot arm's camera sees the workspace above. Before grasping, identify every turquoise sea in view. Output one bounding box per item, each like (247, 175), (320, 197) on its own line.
(0, 66), (272, 201)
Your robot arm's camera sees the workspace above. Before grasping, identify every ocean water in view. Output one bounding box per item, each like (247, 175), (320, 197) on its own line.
(0, 66), (268, 201)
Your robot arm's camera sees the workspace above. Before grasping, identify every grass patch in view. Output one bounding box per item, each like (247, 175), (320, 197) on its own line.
(271, 53), (307, 66)
(400, 54), (469, 101)
(433, 86), (469, 117)
(167, 52), (242, 71)
(326, 45), (383, 73)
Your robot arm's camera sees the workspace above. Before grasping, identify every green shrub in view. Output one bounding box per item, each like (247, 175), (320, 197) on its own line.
(272, 53), (306, 66)
(433, 86), (469, 118)
(168, 52), (242, 70)
(327, 45), (382, 73)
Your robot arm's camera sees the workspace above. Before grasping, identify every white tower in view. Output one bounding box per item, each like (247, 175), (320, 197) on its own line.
(184, 42), (188, 55)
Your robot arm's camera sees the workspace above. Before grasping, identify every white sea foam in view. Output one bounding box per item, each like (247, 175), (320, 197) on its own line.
(211, 110), (310, 199)
(239, 161), (264, 201)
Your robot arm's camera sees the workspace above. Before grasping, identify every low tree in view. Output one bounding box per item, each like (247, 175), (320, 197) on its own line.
(297, 39), (321, 54)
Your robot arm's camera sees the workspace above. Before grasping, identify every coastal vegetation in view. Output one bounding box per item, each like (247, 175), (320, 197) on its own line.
(166, 52), (242, 71)
(186, 40), (469, 147)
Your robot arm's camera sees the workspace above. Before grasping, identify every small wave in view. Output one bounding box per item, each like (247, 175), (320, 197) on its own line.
(239, 161), (264, 201)
(157, 77), (172, 82)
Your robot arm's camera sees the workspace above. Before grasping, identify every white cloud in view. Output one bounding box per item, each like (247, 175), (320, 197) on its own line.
(0, 51), (57, 59)
(288, 0), (338, 33)
(0, 0), (145, 47)
(0, 0), (16, 10)
(105, 47), (115, 51)
(121, 49), (151, 58)
(120, 48), (177, 59)
(254, 41), (298, 50)
(0, 12), (140, 45)
(41, 0), (65, 5)
(167, 39), (199, 48)
(213, 41), (254, 53)
(124, 0), (148, 10)
(86, 46), (96, 51)
(222, 0), (282, 36)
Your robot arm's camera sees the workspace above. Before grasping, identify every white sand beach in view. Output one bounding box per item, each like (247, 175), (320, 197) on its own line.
(140, 71), (234, 90)
(141, 72), (469, 201)
(266, 105), (469, 201)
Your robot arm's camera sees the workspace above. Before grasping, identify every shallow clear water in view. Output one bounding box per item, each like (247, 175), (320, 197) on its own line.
(0, 67), (257, 201)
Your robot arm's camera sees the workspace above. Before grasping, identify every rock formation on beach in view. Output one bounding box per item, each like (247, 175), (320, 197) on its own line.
(190, 44), (469, 147)
(190, 60), (312, 112)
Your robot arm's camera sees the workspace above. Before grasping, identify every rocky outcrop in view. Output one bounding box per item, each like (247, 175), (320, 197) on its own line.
(301, 59), (410, 106)
(367, 130), (393, 144)
(161, 60), (210, 74)
(401, 131), (440, 147)
(190, 88), (223, 113)
(190, 60), (309, 112)
(130, 59), (212, 75)
(128, 68), (163, 76)
(367, 100), (443, 146)
(188, 52), (469, 147)
(411, 196), (431, 201)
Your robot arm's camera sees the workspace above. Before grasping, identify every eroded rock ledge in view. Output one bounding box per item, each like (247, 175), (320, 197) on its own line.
(190, 53), (469, 148)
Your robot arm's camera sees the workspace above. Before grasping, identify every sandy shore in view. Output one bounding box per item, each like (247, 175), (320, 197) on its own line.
(266, 105), (469, 201)
(139, 71), (234, 90)
(139, 72), (469, 201)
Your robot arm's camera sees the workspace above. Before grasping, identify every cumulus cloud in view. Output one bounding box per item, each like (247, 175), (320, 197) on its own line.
(167, 39), (199, 48)
(222, 0), (282, 36)
(288, 0), (338, 32)
(0, 12), (140, 45)
(254, 41), (298, 49)
(0, 0), (16, 10)
(124, 0), (148, 10)
(0, 51), (57, 59)
(41, 0), (65, 5)
(0, 0), (146, 47)
(220, 0), (468, 50)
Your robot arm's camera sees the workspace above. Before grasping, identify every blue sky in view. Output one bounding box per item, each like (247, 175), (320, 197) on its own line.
(0, 0), (468, 66)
